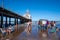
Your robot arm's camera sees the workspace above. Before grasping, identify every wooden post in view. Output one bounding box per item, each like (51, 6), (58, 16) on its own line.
(1, 13), (3, 28)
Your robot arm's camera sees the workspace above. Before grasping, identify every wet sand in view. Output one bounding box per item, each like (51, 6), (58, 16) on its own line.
(13, 24), (59, 40)
(0, 24), (25, 40)
(0, 24), (60, 40)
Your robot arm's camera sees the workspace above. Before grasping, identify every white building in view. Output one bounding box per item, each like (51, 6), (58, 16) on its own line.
(23, 9), (31, 19)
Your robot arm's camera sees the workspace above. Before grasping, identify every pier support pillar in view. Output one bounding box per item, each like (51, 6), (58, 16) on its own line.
(0, 13), (3, 28)
(15, 18), (18, 25)
(20, 19), (22, 24)
(20, 19), (25, 24)
(17, 19), (18, 24)
(15, 18), (16, 25)
(19, 20), (21, 24)
(5, 16), (8, 27)
(9, 17), (11, 26)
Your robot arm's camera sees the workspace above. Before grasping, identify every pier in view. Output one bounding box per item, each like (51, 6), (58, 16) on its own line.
(0, 7), (32, 40)
(0, 7), (31, 28)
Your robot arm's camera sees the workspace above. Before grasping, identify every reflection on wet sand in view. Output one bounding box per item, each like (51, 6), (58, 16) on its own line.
(0, 24), (25, 40)
(15, 23), (60, 40)
(0, 23), (60, 40)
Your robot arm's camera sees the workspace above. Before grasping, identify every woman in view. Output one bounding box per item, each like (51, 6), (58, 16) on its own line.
(25, 21), (32, 35)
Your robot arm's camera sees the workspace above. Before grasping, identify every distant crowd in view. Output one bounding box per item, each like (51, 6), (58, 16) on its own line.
(38, 20), (58, 32)
(38, 20), (60, 40)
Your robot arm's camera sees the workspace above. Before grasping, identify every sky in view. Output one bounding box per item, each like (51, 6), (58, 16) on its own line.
(0, 0), (60, 21)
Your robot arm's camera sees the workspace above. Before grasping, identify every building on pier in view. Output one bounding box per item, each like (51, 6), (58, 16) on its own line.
(23, 9), (32, 20)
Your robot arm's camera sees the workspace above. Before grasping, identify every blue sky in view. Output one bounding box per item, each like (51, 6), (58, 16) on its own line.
(0, 0), (60, 21)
